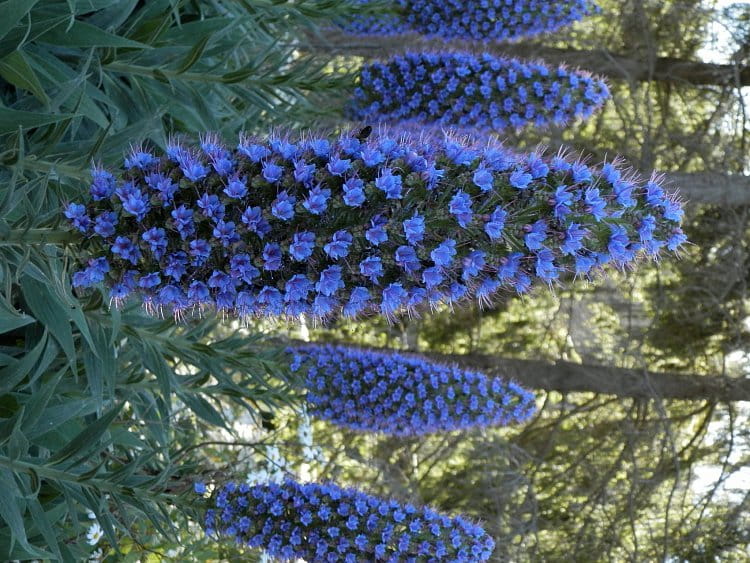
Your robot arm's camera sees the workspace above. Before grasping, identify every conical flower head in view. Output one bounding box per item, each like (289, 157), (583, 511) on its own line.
(339, 0), (599, 41)
(65, 128), (685, 323)
(349, 52), (610, 131)
(291, 344), (536, 436)
(202, 479), (495, 561)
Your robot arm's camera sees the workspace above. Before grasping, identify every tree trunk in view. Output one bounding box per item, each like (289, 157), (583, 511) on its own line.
(420, 351), (750, 402)
(663, 172), (750, 206)
(303, 31), (750, 87)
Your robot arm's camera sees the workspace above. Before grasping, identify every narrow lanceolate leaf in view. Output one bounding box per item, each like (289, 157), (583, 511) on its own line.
(340, 0), (599, 41)
(290, 344), (536, 436)
(0, 0), (41, 43)
(349, 52), (610, 131)
(64, 128), (685, 323)
(0, 108), (77, 134)
(0, 51), (49, 103)
(200, 479), (496, 560)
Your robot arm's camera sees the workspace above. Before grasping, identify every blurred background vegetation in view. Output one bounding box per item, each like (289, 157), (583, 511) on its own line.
(1, 0), (749, 561)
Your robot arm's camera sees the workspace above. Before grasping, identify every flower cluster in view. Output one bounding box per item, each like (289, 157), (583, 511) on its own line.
(349, 52), (610, 131)
(338, 0), (412, 36)
(340, 0), (598, 42)
(200, 479), (495, 561)
(290, 344), (536, 436)
(65, 128), (685, 323)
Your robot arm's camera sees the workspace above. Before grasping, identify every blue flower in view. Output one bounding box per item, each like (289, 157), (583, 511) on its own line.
(290, 231), (316, 261)
(316, 266), (344, 296)
(359, 256), (384, 283)
(324, 230), (353, 259)
(224, 177), (248, 199)
(213, 220), (240, 247)
(381, 283), (408, 316)
(509, 169), (533, 190)
(365, 215), (389, 246)
(403, 213), (425, 245)
(484, 207), (506, 240)
(561, 223), (588, 255)
(271, 191), (296, 221)
(524, 220), (548, 251)
(122, 190), (150, 221)
(395, 245), (421, 275)
(197, 193), (225, 221)
(472, 167), (494, 192)
(431, 239), (456, 268)
(111, 236), (141, 264)
(327, 158), (351, 176)
(241, 206), (271, 239)
(171, 205), (195, 239)
(94, 211), (118, 238)
(375, 168), (403, 199)
(449, 191), (473, 228)
(303, 186), (331, 215)
(142, 227), (167, 259)
(262, 161), (284, 184)
(343, 177), (366, 207)
(90, 166), (116, 201)
(189, 239), (211, 266)
(584, 187), (607, 221)
(262, 243), (283, 271)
